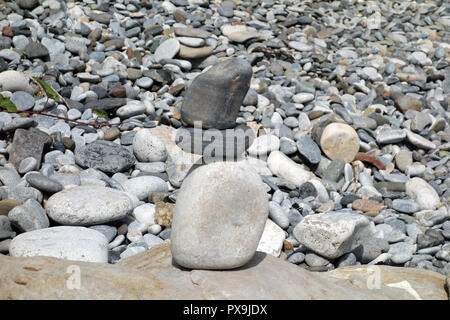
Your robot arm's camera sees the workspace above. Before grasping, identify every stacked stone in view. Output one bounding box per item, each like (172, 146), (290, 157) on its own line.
(176, 57), (255, 162)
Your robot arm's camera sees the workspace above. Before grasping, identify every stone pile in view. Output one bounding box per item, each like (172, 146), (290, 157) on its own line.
(0, 0), (448, 296)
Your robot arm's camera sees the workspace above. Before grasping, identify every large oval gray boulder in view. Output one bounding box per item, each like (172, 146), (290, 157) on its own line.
(46, 186), (134, 225)
(171, 161), (269, 269)
(9, 226), (108, 263)
(180, 58), (252, 130)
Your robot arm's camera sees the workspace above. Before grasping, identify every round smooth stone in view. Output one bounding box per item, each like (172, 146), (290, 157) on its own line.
(405, 177), (440, 210)
(122, 176), (168, 201)
(136, 77), (153, 89)
(132, 203), (156, 226)
(171, 162), (269, 269)
(75, 140), (136, 174)
(388, 242), (416, 264)
(247, 134), (280, 157)
(320, 123), (360, 163)
(133, 129), (168, 162)
(46, 186), (134, 225)
(392, 199), (420, 214)
(116, 102), (146, 119)
(0, 70), (34, 93)
(9, 226), (109, 263)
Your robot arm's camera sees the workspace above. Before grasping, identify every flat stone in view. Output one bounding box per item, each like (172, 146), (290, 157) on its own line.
(0, 243), (447, 299)
(81, 98), (127, 112)
(293, 93), (315, 104)
(293, 211), (375, 259)
(175, 124), (254, 160)
(173, 27), (211, 39)
(9, 226), (108, 263)
(171, 162), (268, 269)
(178, 45), (213, 59)
(392, 199), (420, 214)
(46, 186), (133, 225)
(176, 37), (205, 48)
(181, 58), (252, 129)
(75, 140), (136, 173)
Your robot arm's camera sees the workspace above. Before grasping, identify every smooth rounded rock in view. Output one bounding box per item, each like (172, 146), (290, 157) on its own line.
(46, 186), (134, 225)
(133, 129), (168, 162)
(9, 226), (108, 263)
(171, 162), (269, 269)
(75, 140), (136, 173)
(405, 178), (440, 210)
(320, 123), (360, 163)
(247, 134), (279, 157)
(0, 70), (34, 93)
(122, 176), (168, 201)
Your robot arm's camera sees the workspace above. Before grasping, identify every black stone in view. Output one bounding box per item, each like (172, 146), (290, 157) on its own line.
(180, 58), (252, 129)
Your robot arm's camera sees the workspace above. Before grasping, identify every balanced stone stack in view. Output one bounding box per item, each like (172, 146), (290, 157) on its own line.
(0, 0), (449, 292)
(176, 57), (255, 161)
